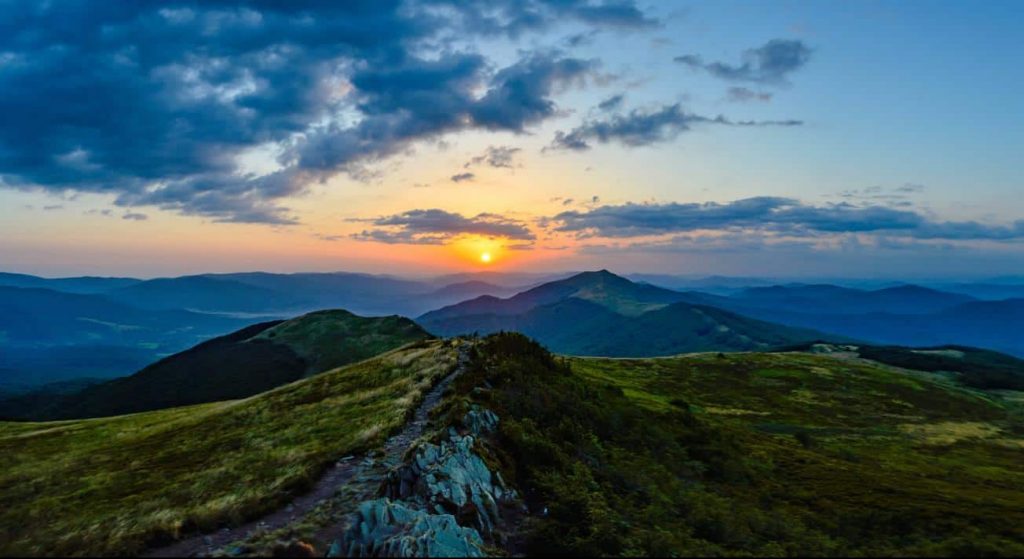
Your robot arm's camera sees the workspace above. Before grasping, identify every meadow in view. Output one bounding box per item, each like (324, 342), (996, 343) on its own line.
(448, 334), (1024, 556)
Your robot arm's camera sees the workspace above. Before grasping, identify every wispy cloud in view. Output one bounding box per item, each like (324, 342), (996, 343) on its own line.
(464, 146), (521, 169)
(549, 104), (801, 151)
(675, 39), (812, 85)
(726, 87), (773, 103)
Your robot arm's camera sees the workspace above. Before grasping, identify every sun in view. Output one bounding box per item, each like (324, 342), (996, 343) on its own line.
(480, 252), (492, 264)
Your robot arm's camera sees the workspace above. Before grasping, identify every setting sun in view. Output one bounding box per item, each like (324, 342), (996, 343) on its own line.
(480, 252), (492, 264)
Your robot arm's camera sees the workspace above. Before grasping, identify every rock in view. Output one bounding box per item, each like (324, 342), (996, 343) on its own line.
(382, 411), (514, 535)
(461, 408), (499, 436)
(332, 499), (484, 558)
(336, 408), (518, 557)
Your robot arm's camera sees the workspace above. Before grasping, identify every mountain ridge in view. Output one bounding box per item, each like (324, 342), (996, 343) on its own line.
(418, 270), (827, 355)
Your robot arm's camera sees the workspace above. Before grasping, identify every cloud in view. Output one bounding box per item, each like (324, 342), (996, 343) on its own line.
(597, 94), (625, 111)
(352, 208), (535, 244)
(122, 212), (149, 221)
(431, 1), (658, 36)
(549, 104), (802, 150)
(726, 87), (773, 103)
(465, 146), (521, 169)
(835, 184), (927, 207)
(549, 197), (1024, 241)
(0, 1), (638, 224)
(675, 39), (812, 85)
(450, 172), (475, 183)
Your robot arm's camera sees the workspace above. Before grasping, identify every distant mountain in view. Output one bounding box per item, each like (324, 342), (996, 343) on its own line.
(418, 270), (824, 356)
(729, 283), (975, 315)
(423, 270), (691, 321)
(1, 309), (432, 420)
(211, 271), (438, 316)
(0, 286), (246, 347)
(427, 271), (573, 289)
(107, 275), (305, 313)
(933, 282), (1024, 301)
(0, 286), (251, 390)
(626, 274), (778, 295)
(715, 298), (1024, 357)
(428, 280), (514, 299)
(0, 272), (141, 294)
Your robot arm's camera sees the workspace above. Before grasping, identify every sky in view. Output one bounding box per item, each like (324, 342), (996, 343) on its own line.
(1, 0), (1022, 279)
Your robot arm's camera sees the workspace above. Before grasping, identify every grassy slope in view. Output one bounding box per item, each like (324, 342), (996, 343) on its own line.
(252, 309), (431, 375)
(0, 339), (455, 557)
(449, 334), (1024, 556)
(571, 352), (1024, 555)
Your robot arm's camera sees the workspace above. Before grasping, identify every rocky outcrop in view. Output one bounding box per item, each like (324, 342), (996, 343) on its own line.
(331, 408), (517, 558)
(330, 499), (485, 558)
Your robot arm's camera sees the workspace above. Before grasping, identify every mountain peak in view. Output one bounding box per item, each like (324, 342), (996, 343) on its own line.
(564, 269), (627, 284)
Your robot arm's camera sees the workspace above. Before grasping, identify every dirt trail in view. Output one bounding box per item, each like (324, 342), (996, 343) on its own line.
(145, 345), (471, 558)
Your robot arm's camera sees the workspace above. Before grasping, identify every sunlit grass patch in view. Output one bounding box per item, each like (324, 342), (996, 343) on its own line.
(899, 421), (1004, 446)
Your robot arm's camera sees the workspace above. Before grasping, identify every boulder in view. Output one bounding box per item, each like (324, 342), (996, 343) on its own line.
(331, 499), (484, 558)
(382, 413), (514, 535)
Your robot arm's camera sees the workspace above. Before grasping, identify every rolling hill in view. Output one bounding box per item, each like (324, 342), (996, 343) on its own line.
(418, 270), (826, 355)
(1, 310), (432, 420)
(0, 339), (457, 556)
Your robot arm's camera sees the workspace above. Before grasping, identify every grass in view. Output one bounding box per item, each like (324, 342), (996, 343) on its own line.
(251, 309), (433, 375)
(446, 334), (1024, 556)
(567, 351), (1024, 555)
(0, 339), (456, 557)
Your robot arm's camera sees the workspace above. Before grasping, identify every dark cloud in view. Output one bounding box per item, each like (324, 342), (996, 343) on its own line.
(597, 94), (625, 111)
(450, 172), (475, 183)
(549, 197), (1024, 241)
(122, 212), (149, 221)
(0, 1), (637, 224)
(351, 208), (534, 244)
(675, 39), (812, 85)
(465, 146), (521, 169)
(726, 87), (773, 103)
(427, 0), (658, 36)
(549, 104), (802, 151)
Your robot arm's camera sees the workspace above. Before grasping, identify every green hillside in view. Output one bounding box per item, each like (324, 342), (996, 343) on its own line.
(250, 310), (430, 375)
(0, 339), (455, 556)
(442, 334), (1024, 556)
(4, 310), (433, 420)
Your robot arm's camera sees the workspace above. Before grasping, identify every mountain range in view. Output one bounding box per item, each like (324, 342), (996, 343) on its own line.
(3, 268), (1024, 396)
(418, 270), (827, 355)
(674, 284), (1024, 357)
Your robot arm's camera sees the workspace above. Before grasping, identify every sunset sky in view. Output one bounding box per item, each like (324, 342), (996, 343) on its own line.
(1, 1), (1022, 278)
